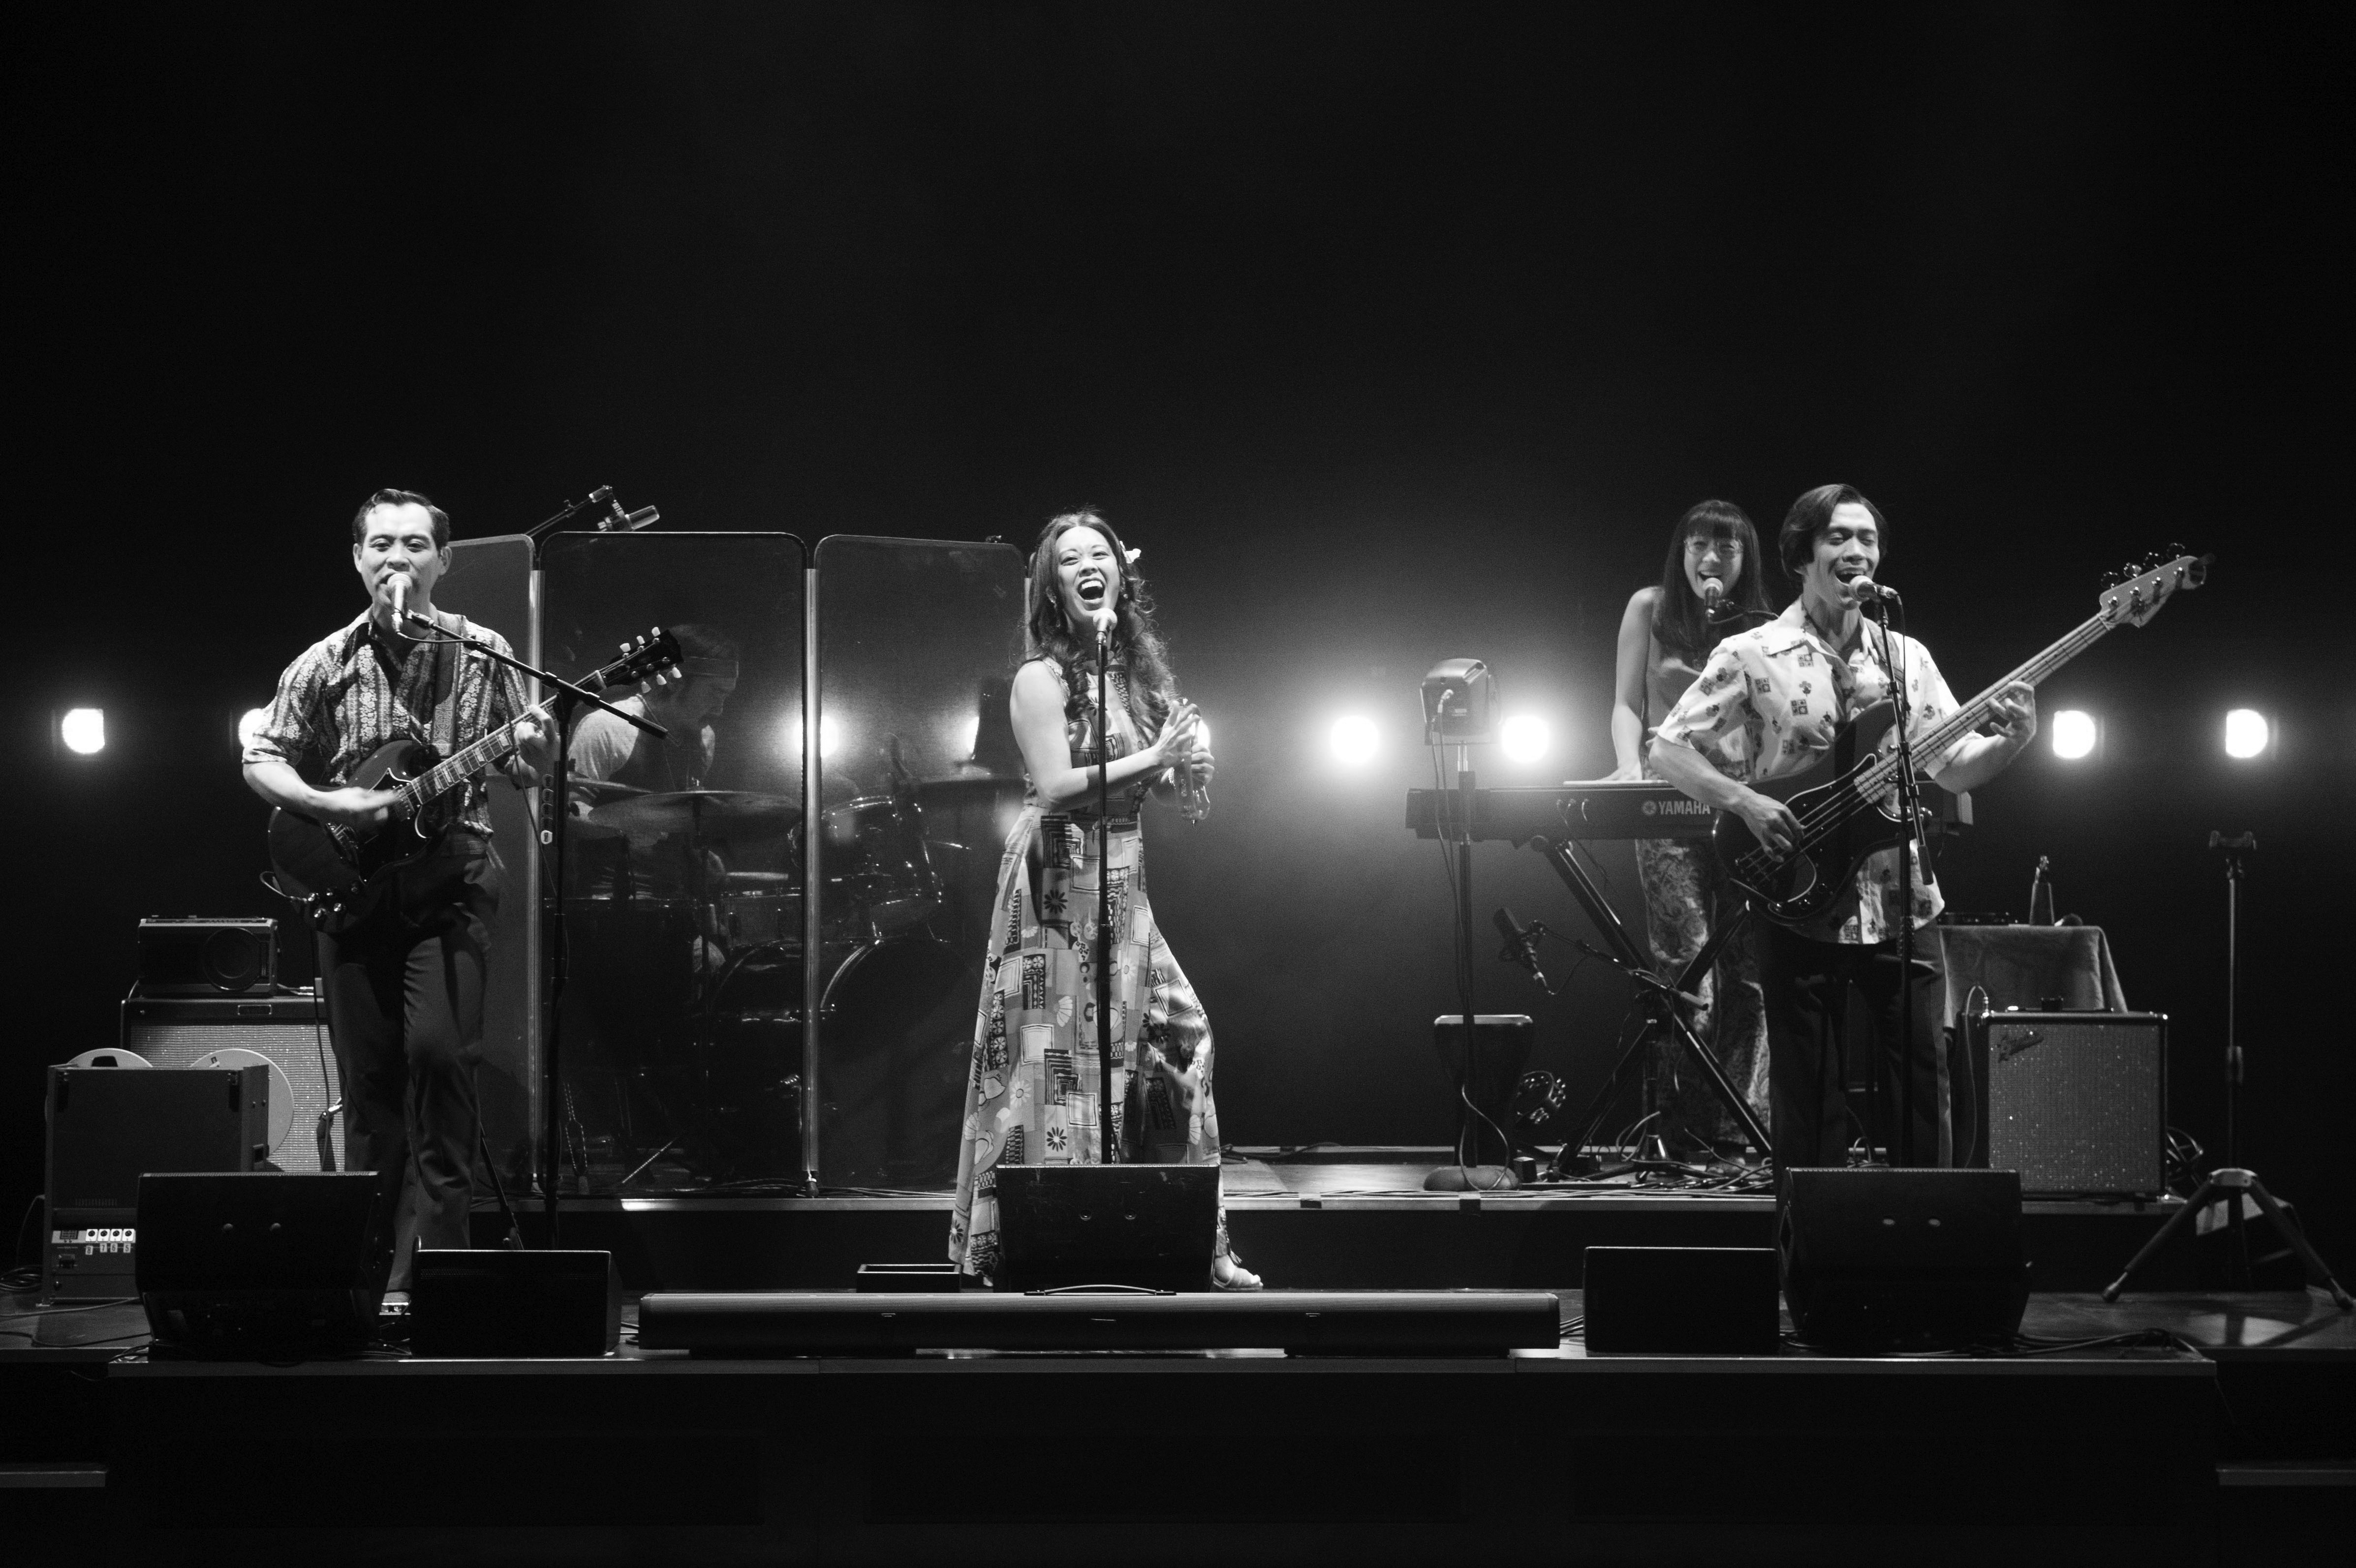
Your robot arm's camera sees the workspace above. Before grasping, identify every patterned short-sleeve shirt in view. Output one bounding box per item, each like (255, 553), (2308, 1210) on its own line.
(244, 610), (529, 839)
(1652, 601), (1964, 945)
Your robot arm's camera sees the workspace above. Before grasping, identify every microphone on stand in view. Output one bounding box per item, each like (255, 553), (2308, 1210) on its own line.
(1493, 907), (1550, 991)
(1089, 607), (1116, 645)
(601, 494), (660, 533)
(1847, 576), (1900, 603)
(386, 573), (410, 630)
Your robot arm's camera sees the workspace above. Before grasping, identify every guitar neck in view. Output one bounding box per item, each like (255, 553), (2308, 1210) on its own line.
(393, 696), (551, 819)
(1856, 611), (2112, 793)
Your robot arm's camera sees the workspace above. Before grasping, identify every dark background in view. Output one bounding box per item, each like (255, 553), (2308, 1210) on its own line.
(12, 4), (2351, 1265)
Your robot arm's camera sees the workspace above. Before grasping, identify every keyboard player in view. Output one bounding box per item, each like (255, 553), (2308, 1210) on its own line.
(1604, 500), (1775, 1155)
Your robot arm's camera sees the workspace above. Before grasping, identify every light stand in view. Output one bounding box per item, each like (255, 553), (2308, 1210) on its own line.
(1420, 660), (1517, 1192)
(2104, 832), (2350, 1305)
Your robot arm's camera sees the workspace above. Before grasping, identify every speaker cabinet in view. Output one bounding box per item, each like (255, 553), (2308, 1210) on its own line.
(122, 994), (345, 1173)
(1970, 1010), (2167, 1197)
(45, 1066), (267, 1302)
(1779, 1167), (2028, 1352)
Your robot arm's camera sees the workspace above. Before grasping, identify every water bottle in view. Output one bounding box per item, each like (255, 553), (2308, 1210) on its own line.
(1176, 761), (1210, 823)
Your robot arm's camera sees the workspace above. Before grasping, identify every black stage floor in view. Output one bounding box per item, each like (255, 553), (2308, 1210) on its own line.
(6, 1150), (2349, 1565)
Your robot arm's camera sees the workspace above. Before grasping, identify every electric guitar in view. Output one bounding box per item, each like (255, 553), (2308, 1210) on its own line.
(1715, 553), (2207, 927)
(266, 628), (682, 931)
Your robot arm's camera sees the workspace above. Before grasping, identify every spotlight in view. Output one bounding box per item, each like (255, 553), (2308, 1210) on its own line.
(782, 714), (845, 762)
(1420, 659), (1494, 745)
(237, 707), (271, 750)
(59, 708), (105, 756)
(2223, 709), (2269, 760)
(2050, 710), (2096, 761)
(1330, 715), (1379, 766)
(1499, 714), (1550, 764)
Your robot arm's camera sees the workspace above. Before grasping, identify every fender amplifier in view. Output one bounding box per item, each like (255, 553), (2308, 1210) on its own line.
(122, 994), (345, 1173)
(1969, 1010), (2167, 1197)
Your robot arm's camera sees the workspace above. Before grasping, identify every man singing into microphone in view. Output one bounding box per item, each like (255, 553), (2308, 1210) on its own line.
(242, 489), (545, 1290)
(1645, 485), (2036, 1171)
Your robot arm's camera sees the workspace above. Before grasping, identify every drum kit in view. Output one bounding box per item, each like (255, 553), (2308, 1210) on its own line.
(558, 776), (1014, 1190)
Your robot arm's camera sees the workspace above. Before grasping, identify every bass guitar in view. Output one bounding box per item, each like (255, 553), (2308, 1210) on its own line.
(1715, 552), (2207, 926)
(266, 628), (682, 931)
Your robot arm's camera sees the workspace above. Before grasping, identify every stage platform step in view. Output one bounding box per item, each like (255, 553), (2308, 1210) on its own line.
(488, 1147), (2198, 1293)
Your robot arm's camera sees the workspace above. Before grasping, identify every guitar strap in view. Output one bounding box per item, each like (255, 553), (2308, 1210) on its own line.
(428, 617), (463, 831)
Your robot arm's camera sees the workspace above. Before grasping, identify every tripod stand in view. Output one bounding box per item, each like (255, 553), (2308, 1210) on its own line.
(2103, 831), (2350, 1306)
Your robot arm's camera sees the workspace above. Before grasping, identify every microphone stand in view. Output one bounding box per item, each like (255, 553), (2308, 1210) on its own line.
(1095, 625), (1116, 1167)
(1864, 595), (1924, 1166)
(409, 612), (663, 1243)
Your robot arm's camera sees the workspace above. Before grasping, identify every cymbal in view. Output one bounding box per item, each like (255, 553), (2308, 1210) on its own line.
(587, 790), (802, 838)
(722, 871), (798, 889)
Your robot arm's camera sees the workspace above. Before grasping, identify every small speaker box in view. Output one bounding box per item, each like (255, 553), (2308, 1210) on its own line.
(137, 917), (278, 995)
(1970, 1010), (2167, 1197)
(1582, 1246), (1781, 1355)
(136, 1172), (388, 1358)
(412, 1250), (620, 1357)
(1780, 1167), (2029, 1352)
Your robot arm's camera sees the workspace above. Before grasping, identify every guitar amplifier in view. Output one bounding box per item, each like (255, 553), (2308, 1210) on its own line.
(1969, 1010), (2167, 1198)
(45, 1066), (267, 1303)
(135, 917), (278, 995)
(122, 994), (346, 1173)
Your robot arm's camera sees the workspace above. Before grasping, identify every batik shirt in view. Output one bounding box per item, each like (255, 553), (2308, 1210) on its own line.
(1652, 601), (1965, 945)
(245, 610), (529, 839)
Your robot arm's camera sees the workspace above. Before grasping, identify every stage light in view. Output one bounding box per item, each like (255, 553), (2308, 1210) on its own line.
(60, 708), (105, 755)
(2050, 710), (2096, 761)
(1330, 715), (1379, 766)
(237, 707), (271, 749)
(1499, 714), (1550, 764)
(782, 714), (845, 762)
(2224, 709), (2269, 759)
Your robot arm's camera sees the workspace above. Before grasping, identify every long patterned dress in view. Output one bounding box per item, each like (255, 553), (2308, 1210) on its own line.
(947, 656), (1228, 1280)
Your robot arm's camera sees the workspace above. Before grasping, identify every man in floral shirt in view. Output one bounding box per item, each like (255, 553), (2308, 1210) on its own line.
(1650, 485), (2037, 1171)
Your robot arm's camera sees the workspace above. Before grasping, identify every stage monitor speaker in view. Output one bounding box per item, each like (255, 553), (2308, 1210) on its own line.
(136, 917), (278, 995)
(1779, 1167), (2028, 1352)
(121, 994), (346, 1173)
(135, 1172), (389, 1359)
(993, 1165), (1218, 1292)
(411, 1249), (618, 1358)
(1969, 1010), (2167, 1197)
(1582, 1246), (1781, 1355)
(638, 1289), (1562, 1356)
(44, 1065), (267, 1302)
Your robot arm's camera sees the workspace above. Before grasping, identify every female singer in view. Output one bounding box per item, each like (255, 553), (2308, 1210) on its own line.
(1607, 499), (1775, 1152)
(947, 510), (1259, 1289)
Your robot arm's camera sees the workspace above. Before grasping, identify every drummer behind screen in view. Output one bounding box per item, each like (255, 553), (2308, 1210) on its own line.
(569, 622), (739, 791)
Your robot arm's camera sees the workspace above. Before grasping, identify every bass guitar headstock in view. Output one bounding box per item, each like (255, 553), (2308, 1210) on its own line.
(2099, 546), (2210, 629)
(584, 627), (685, 694)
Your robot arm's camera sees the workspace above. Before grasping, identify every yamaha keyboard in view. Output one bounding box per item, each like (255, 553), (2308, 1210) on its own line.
(1404, 781), (1969, 844)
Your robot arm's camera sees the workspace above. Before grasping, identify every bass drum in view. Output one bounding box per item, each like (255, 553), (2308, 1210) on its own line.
(708, 936), (979, 1191)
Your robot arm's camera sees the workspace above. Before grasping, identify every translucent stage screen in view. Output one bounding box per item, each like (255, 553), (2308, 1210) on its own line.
(814, 536), (1028, 1190)
(539, 531), (806, 1194)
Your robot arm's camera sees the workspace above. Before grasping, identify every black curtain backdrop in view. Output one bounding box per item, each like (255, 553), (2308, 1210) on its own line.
(12, 3), (2351, 1266)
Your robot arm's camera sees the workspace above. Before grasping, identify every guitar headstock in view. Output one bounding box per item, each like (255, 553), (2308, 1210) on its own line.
(585, 627), (684, 693)
(2099, 546), (2209, 629)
